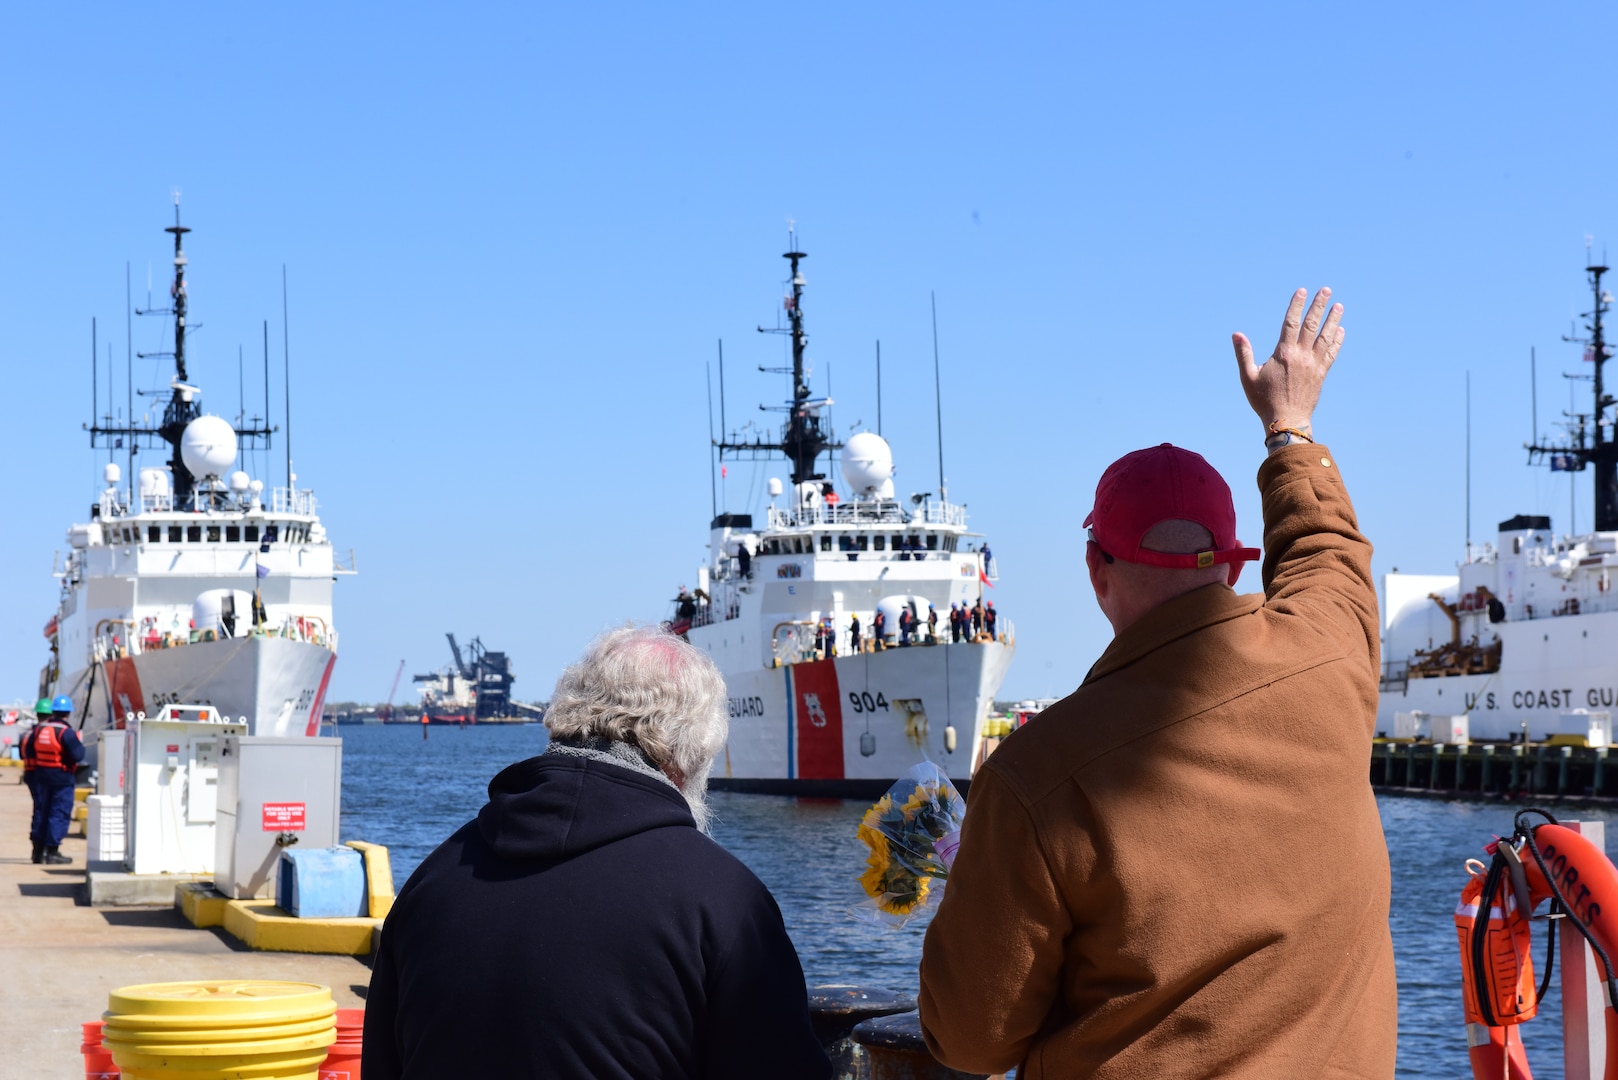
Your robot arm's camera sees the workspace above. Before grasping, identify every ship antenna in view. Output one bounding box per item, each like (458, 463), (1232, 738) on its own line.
(283, 265), (292, 492)
(931, 291), (946, 500)
(1465, 371), (1472, 559)
(1526, 248), (1616, 530)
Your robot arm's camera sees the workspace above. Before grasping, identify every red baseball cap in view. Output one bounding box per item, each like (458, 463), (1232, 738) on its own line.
(1082, 443), (1260, 586)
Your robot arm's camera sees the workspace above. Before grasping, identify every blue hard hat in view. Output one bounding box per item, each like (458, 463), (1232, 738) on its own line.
(51, 695), (73, 714)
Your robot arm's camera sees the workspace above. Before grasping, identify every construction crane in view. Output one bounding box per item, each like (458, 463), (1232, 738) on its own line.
(377, 659), (406, 723)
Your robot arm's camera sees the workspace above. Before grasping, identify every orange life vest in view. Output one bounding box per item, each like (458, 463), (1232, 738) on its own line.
(1456, 813), (1618, 1080)
(24, 721), (71, 772)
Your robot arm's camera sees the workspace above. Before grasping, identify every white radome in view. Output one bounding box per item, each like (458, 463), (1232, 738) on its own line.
(139, 467), (171, 499)
(180, 415), (239, 480)
(842, 432), (895, 496)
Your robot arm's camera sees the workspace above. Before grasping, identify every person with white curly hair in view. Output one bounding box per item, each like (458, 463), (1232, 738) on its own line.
(366, 625), (830, 1080)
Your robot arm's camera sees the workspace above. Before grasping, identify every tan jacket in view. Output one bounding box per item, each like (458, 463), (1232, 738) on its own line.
(918, 445), (1396, 1079)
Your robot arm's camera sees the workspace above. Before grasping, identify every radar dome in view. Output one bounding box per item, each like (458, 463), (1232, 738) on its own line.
(229, 470), (251, 493)
(180, 415), (238, 480)
(842, 432), (895, 496)
(139, 467), (171, 499)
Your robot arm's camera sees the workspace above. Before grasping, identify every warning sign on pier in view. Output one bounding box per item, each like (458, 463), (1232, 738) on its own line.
(262, 802), (307, 830)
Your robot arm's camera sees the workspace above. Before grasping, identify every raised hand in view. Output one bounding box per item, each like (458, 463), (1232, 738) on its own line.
(1232, 288), (1344, 441)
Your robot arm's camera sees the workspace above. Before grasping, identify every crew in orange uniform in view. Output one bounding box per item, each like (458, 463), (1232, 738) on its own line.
(23, 696), (84, 865)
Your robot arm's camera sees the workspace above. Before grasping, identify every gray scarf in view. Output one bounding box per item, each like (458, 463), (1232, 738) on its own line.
(543, 735), (678, 792)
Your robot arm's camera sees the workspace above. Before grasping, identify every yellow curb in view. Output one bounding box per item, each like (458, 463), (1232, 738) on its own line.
(344, 840), (396, 919)
(176, 882), (232, 929)
(221, 900), (381, 956)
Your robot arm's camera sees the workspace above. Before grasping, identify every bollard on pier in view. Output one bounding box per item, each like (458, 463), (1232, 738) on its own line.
(851, 1010), (991, 1080)
(808, 985), (917, 1080)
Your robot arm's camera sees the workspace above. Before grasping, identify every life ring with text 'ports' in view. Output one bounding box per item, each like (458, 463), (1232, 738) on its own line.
(1455, 810), (1618, 1080)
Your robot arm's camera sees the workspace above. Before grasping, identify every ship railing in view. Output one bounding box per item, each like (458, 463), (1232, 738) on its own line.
(272, 487), (319, 515)
(1380, 660), (1410, 693)
(766, 499), (967, 530)
(771, 617), (1016, 666)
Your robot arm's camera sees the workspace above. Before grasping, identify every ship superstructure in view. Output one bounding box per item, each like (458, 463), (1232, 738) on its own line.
(1380, 259), (1618, 739)
(685, 241), (1014, 794)
(44, 203), (352, 740)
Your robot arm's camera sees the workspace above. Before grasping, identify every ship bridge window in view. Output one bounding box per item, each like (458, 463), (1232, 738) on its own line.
(820, 535), (832, 552)
(187, 525), (202, 543)
(265, 524), (280, 543)
(226, 525), (240, 543)
(147, 526), (161, 544)
(874, 535), (886, 552)
(926, 534), (939, 550)
(245, 525), (259, 543)
(168, 526), (182, 543)
(858, 534), (868, 551)
(207, 525), (221, 543)
(839, 535), (852, 552)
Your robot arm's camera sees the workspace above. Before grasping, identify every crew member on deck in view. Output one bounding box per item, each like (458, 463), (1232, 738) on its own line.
(850, 614), (862, 653)
(873, 608), (886, 650)
(23, 696), (83, 865)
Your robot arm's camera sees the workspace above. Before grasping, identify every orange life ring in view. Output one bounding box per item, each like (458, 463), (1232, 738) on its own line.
(1455, 811), (1618, 1080)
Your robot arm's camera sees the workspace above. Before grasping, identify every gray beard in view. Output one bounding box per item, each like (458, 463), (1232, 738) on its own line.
(680, 759), (715, 836)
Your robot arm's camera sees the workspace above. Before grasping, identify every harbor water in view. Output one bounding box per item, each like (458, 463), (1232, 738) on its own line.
(339, 722), (1615, 1079)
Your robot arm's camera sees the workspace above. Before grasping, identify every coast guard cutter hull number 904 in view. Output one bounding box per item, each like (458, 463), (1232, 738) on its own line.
(682, 241), (1014, 794)
(43, 203), (352, 740)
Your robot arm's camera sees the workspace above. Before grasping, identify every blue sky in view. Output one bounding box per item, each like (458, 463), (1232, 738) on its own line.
(3, 4), (1617, 706)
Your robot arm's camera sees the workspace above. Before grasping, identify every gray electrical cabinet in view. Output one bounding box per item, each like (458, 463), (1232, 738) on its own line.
(214, 736), (343, 900)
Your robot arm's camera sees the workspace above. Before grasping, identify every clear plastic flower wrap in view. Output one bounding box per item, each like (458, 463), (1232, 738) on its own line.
(854, 761), (965, 926)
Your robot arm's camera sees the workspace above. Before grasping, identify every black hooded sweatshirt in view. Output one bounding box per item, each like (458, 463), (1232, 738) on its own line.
(364, 750), (831, 1080)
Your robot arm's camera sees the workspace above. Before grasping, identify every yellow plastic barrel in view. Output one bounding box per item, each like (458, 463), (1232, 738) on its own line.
(101, 981), (336, 1080)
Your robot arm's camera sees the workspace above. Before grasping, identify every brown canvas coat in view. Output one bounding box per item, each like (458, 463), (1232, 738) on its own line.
(919, 444), (1397, 1079)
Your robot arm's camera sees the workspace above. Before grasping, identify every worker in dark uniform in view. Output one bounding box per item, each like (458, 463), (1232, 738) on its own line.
(873, 608), (887, 651)
(23, 696), (84, 865)
(985, 602), (998, 642)
(927, 604), (939, 644)
(971, 599), (985, 639)
(850, 614), (862, 653)
(737, 543), (752, 580)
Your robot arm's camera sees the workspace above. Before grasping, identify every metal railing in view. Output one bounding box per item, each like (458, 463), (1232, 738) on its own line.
(766, 499), (967, 530)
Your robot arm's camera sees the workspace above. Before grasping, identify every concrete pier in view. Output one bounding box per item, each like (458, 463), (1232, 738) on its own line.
(1371, 739), (1618, 803)
(0, 767), (368, 1075)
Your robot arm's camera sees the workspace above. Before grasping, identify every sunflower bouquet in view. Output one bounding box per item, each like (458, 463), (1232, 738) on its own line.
(854, 762), (965, 926)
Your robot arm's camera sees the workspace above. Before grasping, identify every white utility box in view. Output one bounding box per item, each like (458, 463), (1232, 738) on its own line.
(123, 707), (248, 875)
(97, 730), (127, 795)
(215, 736), (343, 900)
(1556, 710), (1613, 747)
(87, 794), (125, 863)
(1393, 711), (1468, 743)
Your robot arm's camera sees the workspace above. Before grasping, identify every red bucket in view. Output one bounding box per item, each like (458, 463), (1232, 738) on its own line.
(319, 1006), (364, 1080)
(81, 1020), (119, 1078)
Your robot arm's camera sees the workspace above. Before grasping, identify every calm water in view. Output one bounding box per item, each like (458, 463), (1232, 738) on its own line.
(338, 723), (1616, 1079)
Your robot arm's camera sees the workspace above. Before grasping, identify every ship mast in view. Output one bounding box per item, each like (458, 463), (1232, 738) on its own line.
(89, 200), (275, 508)
(716, 236), (842, 490)
(156, 204), (202, 504)
(1527, 262), (1618, 530)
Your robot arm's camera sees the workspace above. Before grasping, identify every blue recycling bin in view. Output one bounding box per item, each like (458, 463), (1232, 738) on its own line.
(275, 846), (368, 918)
